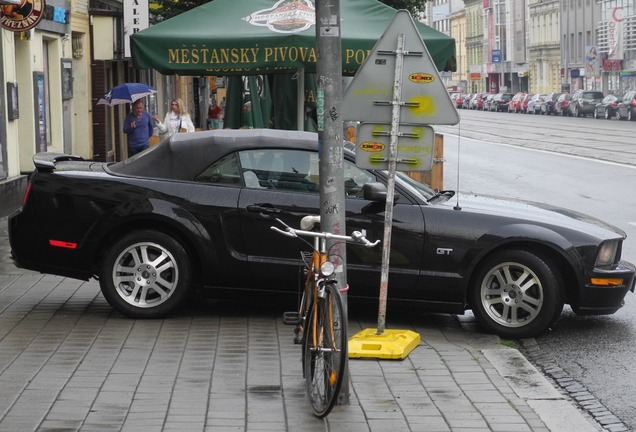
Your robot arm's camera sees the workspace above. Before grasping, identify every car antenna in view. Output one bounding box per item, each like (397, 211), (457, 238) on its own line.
(453, 120), (462, 211)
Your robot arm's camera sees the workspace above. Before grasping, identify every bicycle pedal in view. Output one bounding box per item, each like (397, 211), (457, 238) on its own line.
(293, 335), (303, 345)
(283, 311), (301, 325)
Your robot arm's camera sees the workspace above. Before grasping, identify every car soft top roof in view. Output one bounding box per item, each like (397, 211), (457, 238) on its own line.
(109, 129), (320, 181)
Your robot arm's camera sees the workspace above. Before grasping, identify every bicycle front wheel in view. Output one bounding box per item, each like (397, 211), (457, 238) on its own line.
(303, 283), (347, 418)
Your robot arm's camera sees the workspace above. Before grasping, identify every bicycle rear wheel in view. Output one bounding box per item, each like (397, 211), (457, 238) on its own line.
(303, 283), (347, 418)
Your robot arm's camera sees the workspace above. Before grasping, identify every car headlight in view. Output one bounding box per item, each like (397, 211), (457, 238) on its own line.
(595, 240), (619, 266)
(320, 261), (335, 277)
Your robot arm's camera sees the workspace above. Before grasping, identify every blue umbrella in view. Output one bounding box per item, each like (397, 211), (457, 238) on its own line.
(97, 83), (157, 106)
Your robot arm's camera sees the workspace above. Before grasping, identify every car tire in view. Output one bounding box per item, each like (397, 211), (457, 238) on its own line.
(99, 230), (192, 318)
(594, 110), (599, 119)
(629, 110), (633, 121)
(470, 249), (563, 339)
(616, 110), (622, 120)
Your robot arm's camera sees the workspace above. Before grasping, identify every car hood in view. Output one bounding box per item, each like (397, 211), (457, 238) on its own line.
(440, 193), (626, 239)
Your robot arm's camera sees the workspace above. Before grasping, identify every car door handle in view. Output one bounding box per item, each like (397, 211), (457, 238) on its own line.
(246, 204), (281, 215)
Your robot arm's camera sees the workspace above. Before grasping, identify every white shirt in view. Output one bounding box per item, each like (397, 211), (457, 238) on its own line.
(157, 111), (195, 137)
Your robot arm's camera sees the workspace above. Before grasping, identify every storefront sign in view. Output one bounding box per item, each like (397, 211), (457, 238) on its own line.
(608, 7), (624, 60)
(603, 58), (622, 72)
(492, 49), (501, 64)
(124, 0), (149, 58)
(0, 0), (45, 32)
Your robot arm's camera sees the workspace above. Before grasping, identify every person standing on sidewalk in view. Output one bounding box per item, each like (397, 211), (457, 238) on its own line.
(207, 99), (222, 129)
(123, 99), (153, 156)
(153, 98), (195, 138)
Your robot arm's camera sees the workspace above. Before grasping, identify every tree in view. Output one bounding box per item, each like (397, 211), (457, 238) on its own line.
(150, 0), (426, 24)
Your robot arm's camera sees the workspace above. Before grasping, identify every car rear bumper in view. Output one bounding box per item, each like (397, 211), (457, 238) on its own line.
(573, 261), (636, 315)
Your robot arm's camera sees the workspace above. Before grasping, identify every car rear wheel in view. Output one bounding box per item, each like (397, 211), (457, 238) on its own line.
(470, 250), (563, 339)
(99, 230), (192, 318)
(629, 110), (633, 121)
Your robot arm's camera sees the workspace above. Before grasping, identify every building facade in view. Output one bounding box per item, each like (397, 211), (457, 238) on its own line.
(465, 0), (485, 93)
(528, 0), (561, 94)
(596, 0), (636, 95)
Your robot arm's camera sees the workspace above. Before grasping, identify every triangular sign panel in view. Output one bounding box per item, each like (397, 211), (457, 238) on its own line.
(342, 10), (459, 125)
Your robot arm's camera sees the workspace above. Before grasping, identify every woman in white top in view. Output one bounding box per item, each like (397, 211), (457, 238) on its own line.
(153, 98), (195, 137)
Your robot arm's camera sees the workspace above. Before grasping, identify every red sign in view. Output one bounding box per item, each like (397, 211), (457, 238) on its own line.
(603, 58), (623, 72)
(1, 0), (45, 32)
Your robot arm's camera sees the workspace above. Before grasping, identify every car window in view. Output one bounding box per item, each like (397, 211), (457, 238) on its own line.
(235, 149), (318, 192)
(194, 152), (242, 185)
(200, 149), (376, 198)
(583, 92), (603, 99)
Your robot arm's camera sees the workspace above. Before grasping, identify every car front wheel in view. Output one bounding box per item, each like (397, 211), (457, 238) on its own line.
(99, 230), (192, 318)
(470, 250), (563, 339)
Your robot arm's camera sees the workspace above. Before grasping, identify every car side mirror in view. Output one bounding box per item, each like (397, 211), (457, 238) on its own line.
(363, 182), (387, 202)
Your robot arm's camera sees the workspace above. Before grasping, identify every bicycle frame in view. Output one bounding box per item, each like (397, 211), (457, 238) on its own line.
(272, 216), (379, 417)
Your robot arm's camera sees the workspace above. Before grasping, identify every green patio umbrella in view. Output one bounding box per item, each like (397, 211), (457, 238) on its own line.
(131, 0), (456, 76)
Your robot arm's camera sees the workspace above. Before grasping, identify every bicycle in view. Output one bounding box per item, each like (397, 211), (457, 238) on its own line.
(272, 216), (379, 417)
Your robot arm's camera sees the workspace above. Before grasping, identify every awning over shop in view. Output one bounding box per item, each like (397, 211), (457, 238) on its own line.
(130, 0), (456, 76)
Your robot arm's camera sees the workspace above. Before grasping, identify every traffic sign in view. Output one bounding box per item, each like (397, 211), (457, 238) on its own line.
(342, 10), (459, 125)
(355, 122), (434, 171)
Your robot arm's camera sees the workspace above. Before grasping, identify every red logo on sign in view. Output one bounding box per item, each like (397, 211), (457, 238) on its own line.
(1, 0), (45, 32)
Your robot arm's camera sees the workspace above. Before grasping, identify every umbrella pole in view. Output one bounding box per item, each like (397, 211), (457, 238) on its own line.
(297, 68), (305, 131)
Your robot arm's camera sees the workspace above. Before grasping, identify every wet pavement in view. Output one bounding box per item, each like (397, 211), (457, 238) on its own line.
(0, 215), (614, 432)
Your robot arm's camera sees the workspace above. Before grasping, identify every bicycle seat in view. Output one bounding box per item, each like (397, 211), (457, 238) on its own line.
(300, 215), (320, 231)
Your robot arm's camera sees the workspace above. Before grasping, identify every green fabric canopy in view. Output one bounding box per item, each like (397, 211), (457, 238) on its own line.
(131, 0), (456, 76)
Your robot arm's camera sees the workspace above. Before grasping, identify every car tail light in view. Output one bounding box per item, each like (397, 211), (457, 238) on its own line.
(631, 98), (636, 106)
(49, 239), (78, 249)
(21, 182), (32, 209)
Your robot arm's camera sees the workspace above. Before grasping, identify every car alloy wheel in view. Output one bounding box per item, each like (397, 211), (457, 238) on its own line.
(470, 250), (562, 339)
(99, 230), (192, 318)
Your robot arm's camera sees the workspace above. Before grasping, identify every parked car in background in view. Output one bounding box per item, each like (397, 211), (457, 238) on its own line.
(540, 92), (561, 115)
(493, 92), (514, 112)
(484, 93), (496, 111)
(474, 93), (487, 110)
(468, 93), (480, 110)
(554, 93), (572, 116)
(526, 94), (546, 114)
(9, 129), (635, 339)
(454, 94), (465, 109)
(568, 90), (604, 117)
(507, 92), (526, 113)
(616, 90), (636, 121)
(520, 93), (534, 113)
(462, 94), (473, 110)
(593, 95), (620, 119)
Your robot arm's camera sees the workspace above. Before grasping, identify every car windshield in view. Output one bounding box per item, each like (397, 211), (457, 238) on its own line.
(393, 171), (437, 201)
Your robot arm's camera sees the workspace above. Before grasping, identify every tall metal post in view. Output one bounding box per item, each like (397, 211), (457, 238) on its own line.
(315, 0), (348, 404)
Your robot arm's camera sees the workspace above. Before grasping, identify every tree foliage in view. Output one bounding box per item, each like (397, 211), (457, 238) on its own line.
(150, 0), (426, 24)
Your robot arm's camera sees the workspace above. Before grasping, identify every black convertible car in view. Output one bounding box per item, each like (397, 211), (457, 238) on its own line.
(9, 129), (635, 339)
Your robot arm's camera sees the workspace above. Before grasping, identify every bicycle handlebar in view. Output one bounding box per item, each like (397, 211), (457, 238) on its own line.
(271, 218), (380, 248)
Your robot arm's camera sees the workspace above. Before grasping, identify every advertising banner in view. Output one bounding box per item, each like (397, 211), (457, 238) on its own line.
(608, 7), (624, 60)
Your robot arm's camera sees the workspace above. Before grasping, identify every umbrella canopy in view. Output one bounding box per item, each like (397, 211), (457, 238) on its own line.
(97, 83), (157, 106)
(130, 0), (456, 76)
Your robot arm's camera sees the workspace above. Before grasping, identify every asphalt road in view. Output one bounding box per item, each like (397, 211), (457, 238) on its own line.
(437, 108), (636, 430)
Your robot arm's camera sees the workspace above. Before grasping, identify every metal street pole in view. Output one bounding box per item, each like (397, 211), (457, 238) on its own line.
(315, 0), (348, 404)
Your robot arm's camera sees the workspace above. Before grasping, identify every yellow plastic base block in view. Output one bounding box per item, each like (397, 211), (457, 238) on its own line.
(348, 328), (421, 360)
